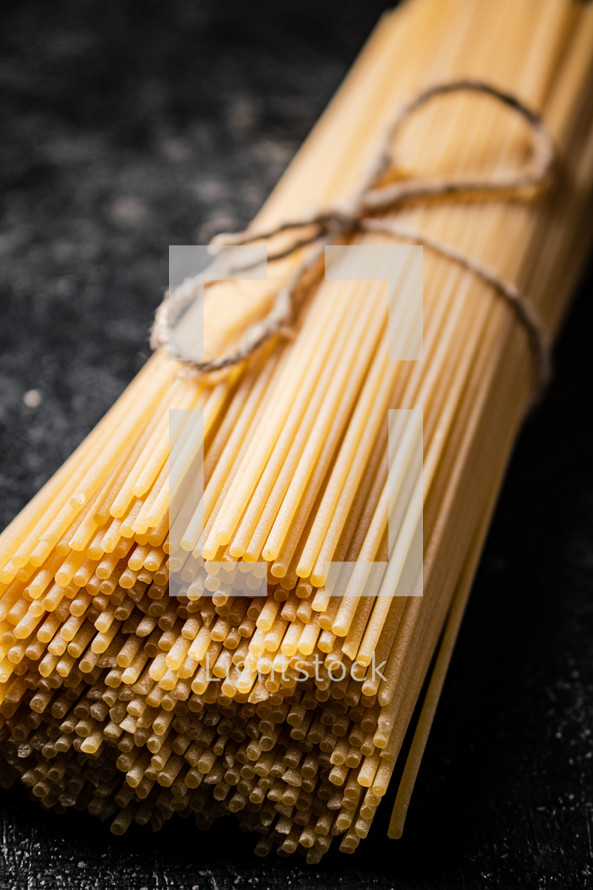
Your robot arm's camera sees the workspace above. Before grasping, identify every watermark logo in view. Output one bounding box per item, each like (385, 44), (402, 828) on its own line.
(166, 242), (423, 601)
(203, 650), (388, 686)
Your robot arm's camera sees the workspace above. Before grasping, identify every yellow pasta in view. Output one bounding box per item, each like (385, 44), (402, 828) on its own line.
(1, 0), (593, 864)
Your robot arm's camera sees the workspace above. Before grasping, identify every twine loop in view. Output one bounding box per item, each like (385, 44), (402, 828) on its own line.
(151, 79), (556, 397)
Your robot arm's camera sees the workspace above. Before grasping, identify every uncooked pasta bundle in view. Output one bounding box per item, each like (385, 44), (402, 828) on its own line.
(1, 0), (593, 863)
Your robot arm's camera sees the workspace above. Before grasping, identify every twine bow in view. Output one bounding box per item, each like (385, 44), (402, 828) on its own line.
(151, 79), (555, 397)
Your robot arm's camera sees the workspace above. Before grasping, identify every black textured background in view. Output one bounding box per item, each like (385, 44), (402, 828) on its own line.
(1, 2), (592, 888)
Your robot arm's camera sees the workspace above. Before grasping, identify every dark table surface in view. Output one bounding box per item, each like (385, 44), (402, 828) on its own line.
(1, 1), (592, 888)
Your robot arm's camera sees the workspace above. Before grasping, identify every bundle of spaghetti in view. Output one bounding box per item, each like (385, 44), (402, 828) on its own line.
(2, 0), (593, 864)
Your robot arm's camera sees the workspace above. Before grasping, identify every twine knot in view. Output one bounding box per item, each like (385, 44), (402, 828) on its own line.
(151, 79), (556, 399)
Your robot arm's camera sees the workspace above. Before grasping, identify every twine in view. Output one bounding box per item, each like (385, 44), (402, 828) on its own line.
(151, 79), (556, 397)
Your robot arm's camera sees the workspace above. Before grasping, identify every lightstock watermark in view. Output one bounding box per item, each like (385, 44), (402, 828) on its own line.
(166, 241), (424, 603)
(202, 651), (389, 687)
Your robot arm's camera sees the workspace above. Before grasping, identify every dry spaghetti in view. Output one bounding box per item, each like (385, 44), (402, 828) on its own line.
(1, 0), (593, 864)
